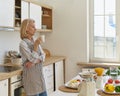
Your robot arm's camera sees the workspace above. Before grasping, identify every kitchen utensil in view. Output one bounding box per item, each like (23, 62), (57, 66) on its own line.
(10, 58), (22, 65)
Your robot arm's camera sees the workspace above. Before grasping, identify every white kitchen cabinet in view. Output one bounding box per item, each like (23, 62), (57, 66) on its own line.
(54, 60), (64, 90)
(0, 79), (8, 96)
(0, 0), (14, 28)
(21, 1), (42, 29)
(21, 0), (29, 21)
(43, 64), (54, 95)
(30, 3), (42, 29)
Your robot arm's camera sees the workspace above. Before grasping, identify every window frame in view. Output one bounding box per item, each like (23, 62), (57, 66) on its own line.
(89, 0), (120, 63)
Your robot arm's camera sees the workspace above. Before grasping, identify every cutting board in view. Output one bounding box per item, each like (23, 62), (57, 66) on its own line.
(59, 85), (79, 93)
(97, 90), (120, 96)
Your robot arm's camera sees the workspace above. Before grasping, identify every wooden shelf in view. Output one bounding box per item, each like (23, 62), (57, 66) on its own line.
(14, 0), (53, 32)
(15, 6), (21, 9)
(42, 14), (51, 17)
(42, 7), (52, 31)
(37, 29), (52, 32)
(15, 18), (21, 20)
(14, 0), (21, 27)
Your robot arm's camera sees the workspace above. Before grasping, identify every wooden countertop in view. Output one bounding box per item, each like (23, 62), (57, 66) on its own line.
(77, 62), (120, 68)
(0, 56), (66, 81)
(43, 56), (66, 66)
(0, 65), (22, 81)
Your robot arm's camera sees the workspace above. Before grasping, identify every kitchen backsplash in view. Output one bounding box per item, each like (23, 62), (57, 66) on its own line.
(0, 31), (20, 64)
(0, 31), (44, 64)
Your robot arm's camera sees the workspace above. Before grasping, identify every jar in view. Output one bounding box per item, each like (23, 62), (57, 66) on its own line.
(96, 76), (103, 89)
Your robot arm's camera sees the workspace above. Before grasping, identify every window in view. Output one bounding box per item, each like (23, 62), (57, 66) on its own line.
(89, 0), (120, 62)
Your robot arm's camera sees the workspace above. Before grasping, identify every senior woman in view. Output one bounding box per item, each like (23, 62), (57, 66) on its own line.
(19, 19), (47, 96)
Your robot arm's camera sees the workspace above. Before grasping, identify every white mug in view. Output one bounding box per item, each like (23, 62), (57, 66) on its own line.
(40, 35), (45, 43)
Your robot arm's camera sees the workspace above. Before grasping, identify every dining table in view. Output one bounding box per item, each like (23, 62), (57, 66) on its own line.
(49, 74), (120, 96)
(49, 74), (101, 96)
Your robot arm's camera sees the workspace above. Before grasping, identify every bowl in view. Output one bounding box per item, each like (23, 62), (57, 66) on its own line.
(11, 58), (22, 65)
(79, 72), (97, 79)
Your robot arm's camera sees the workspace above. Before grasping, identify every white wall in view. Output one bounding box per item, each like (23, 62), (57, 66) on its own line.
(0, 0), (88, 82)
(0, 31), (21, 64)
(39, 0), (88, 81)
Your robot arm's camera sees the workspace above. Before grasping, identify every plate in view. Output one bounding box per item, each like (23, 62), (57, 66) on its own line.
(102, 90), (120, 95)
(65, 75), (82, 89)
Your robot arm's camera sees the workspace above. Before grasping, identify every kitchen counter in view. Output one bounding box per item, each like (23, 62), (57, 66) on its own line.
(0, 65), (22, 81)
(43, 56), (66, 66)
(0, 56), (66, 81)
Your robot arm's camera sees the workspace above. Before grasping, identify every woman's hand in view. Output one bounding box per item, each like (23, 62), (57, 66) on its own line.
(34, 37), (42, 51)
(25, 61), (34, 68)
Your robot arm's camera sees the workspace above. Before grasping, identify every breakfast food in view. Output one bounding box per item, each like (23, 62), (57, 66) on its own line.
(115, 86), (120, 92)
(108, 78), (113, 84)
(115, 80), (120, 84)
(68, 79), (81, 88)
(104, 84), (115, 93)
(104, 78), (120, 93)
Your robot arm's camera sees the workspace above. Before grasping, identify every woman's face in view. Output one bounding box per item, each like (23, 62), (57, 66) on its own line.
(26, 22), (36, 37)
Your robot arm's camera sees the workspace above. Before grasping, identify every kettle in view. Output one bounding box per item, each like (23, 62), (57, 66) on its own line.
(78, 80), (96, 96)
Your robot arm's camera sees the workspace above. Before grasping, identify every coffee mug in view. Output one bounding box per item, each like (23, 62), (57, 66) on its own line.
(40, 35), (45, 43)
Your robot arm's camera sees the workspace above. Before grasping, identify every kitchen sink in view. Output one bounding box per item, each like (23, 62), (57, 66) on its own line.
(0, 66), (21, 73)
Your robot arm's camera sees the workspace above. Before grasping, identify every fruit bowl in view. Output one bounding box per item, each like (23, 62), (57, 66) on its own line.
(103, 78), (120, 94)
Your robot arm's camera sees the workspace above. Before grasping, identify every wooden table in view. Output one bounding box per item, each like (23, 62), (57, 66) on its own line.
(97, 90), (120, 96)
(58, 75), (100, 96)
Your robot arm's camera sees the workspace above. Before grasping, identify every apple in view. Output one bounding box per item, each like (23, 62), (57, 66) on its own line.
(115, 80), (120, 84)
(108, 78), (113, 84)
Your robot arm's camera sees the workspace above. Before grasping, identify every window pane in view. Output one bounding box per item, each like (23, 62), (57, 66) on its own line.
(94, 0), (104, 15)
(105, 15), (116, 58)
(105, 0), (115, 14)
(105, 16), (116, 37)
(94, 37), (105, 58)
(94, 16), (104, 37)
(94, 16), (105, 58)
(105, 38), (116, 58)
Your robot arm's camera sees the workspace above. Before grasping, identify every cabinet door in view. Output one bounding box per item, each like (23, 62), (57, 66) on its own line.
(43, 64), (54, 95)
(0, 79), (8, 96)
(30, 3), (42, 29)
(21, 1), (29, 21)
(55, 61), (64, 90)
(0, 0), (14, 27)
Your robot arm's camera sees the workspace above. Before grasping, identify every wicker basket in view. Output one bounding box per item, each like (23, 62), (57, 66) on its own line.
(11, 58), (22, 65)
